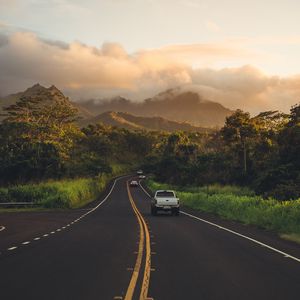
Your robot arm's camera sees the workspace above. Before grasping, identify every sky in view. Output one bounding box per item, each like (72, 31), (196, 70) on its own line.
(1, 0), (300, 113)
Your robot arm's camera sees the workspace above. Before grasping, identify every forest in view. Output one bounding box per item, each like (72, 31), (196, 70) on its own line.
(0, 92), (299, 207)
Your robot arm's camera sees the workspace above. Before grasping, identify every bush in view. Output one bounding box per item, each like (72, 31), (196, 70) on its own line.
(0, 188), (9, 203)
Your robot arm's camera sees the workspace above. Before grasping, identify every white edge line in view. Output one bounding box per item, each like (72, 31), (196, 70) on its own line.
(3, 175), (128, 253)
(138, 181), (300, 264)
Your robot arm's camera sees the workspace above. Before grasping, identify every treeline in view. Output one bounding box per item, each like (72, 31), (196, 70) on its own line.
(0, 92), (299, 201)
(0, 94), (159, 184)
(144, 104), (300, 200)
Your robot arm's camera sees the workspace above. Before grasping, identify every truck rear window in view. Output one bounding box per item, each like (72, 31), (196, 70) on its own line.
(156, 191), (175, 197)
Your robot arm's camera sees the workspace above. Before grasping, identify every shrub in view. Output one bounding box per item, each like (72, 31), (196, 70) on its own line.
(0, 188), (9, 203)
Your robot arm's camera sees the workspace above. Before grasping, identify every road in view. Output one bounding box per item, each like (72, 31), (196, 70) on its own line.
(0, 175), (300, 300)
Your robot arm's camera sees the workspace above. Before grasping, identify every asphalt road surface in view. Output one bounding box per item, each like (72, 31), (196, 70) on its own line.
(1, 175), (300, 300)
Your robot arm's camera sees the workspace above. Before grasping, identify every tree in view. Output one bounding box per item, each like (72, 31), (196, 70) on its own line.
(221, 110), (257, 176)
(0, 94), (81, 183)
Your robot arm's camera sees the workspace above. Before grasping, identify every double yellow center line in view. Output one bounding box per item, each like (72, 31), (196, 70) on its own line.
(125, 181), (153, 300)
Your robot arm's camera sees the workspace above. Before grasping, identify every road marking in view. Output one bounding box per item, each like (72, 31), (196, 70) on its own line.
(181, 211), (300, 263)
(139, 181), (300, 264)
(8, 246), (17, 251)
(140, 212), (152, 300)
(126, 181), (153, 300)
(125, 182), (145, 300)
(2, 175), (130, 256)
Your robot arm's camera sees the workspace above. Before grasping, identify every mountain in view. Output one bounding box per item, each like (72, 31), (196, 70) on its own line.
(1, 84), (232, 129)
(79, 88), (233, 127)
(0, 84), (94, 122)
(80, 111), (212, 132)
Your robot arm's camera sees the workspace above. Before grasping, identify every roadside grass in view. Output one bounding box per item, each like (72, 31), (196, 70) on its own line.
(146, 179), (300, 243)
(0, 163), (132, 210)
(0, 176), (111, 209)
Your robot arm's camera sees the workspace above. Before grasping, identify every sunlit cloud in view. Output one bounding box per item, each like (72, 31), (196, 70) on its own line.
(0, 30), (299, 113)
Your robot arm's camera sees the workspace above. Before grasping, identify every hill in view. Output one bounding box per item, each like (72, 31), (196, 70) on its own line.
(79, 88), (233, 127)
(0, 84), (93, 122)
(80, 111), (212, 132)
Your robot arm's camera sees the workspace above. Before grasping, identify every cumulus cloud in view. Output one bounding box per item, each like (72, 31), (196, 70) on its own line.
(0, 31), (299, 113)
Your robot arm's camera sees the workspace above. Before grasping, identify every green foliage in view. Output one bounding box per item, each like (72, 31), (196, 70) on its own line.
(0, 93), (82, 184)
(0, 88), (299, 204)
(0, 176), (112, 208)
(0, 188), (9, 203)
(146, 179), (300, 235)
(144, 104), (299, 200)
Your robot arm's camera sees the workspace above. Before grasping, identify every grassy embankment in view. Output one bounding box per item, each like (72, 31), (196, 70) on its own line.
(146, 179), (300, 243)
(0, 164), (130, 210)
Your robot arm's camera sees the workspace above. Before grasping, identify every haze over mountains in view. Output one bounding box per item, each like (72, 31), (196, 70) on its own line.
(80, 88), (233, 127)
(0, 84), (233, 130)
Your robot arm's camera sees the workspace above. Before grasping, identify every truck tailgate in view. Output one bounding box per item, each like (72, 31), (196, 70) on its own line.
(156, 197), (178, 206)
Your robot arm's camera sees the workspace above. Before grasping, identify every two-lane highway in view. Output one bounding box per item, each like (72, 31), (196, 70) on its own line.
(1, 176), (300, 300)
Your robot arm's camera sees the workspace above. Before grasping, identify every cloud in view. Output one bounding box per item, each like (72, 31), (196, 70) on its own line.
(0, 30), (299, 113)
(205, 21), (221, 33)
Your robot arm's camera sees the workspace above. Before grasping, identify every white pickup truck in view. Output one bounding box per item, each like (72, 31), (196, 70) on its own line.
(151, 190), (180, 216)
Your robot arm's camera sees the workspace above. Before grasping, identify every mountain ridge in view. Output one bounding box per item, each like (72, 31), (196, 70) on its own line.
(80, 111), (213, 132)
(1, 84), (233, 128)
(79, 88), (233, 127)
(0, 84), (94, 121)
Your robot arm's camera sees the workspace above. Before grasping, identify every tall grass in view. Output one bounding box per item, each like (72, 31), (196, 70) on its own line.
(0, 175), (112, 208)
(0, 162), (131, 209)
(0, 161), (133, 209)
(146, 179), (300, 235)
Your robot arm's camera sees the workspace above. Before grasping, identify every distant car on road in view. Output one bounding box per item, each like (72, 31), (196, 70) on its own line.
(129, 180), (139, 187)
(136, 170), (143, 175)
(139, 175), (146, 179)
(151, 190), (180, 216)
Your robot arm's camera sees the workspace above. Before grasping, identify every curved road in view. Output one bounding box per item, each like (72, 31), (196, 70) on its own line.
(0, 176), (300, 300)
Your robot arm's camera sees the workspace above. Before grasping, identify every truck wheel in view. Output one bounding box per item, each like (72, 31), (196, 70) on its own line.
(174, 208), (180, 216)
(151, 207), (157, 216)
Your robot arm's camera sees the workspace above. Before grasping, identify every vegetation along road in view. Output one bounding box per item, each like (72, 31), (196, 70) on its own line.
(1, 176), (300, 300)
